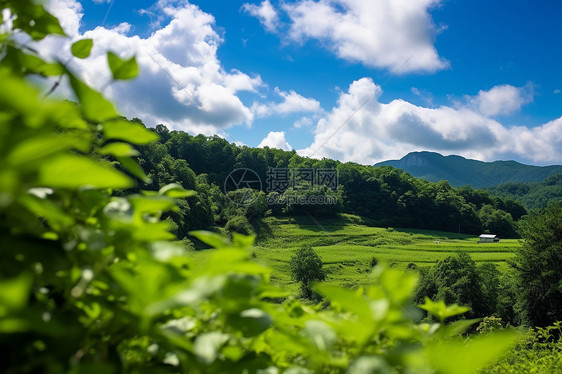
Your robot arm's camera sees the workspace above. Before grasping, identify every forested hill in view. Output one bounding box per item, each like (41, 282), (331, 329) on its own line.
(375, 151), (562, 188)
(133, 124), (526, 238)
(485, 174), (562, 209)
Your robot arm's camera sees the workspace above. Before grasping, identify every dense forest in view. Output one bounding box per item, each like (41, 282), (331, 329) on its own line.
(485, 174), (562, 209)
(133, 125), (526, 239)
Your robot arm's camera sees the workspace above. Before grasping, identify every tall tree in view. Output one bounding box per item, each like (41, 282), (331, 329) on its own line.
(290, 246), (326, 299)
(515, 202), (562, 326)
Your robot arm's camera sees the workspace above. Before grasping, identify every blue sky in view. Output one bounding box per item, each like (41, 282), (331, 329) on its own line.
(42, 0), (562, 165)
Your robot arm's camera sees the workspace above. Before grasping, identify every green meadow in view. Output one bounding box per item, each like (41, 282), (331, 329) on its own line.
(191, 214), (520, 292)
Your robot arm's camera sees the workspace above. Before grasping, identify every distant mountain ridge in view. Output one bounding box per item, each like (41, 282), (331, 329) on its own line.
(375, 151), (562, 188)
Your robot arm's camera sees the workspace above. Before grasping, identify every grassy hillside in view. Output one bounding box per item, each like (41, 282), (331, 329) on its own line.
(191, 214), (520, 293)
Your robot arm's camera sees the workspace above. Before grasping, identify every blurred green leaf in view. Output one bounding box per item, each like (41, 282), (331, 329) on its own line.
(38, 154), (132, 189)
(12, 3), (66, 40)
(99, 142), (139, 157)
(0, 273), (32, 315)
(232, 233), (256, 249)
(19, 194), (73, 231)
(419, 298), (470, 323)
(194, 332), (229, 364)
(228, 308), (272, 337)
(8, 133), (89, 166)
(71, 38), (93, 59)
(348, 356), (391, 374)
(102, 119), (158, 145)
(303, 320), (336, 351)
(116, 156), (150, 183)
(316, 284), (373, 324)
(159, 183), (196, 198)
(107, 51), (139, 80)
(190, 231), (232, 249)
(425, 331), (519, 374)
(67, 69), (118, 122)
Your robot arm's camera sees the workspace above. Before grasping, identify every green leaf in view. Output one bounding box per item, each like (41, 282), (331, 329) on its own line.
(228, 308), (273, 337)
(316, 284), (373, 324)
(0, 273), (33, 315)
(107, 51), (139, 80)
(66, 69), (118, 123)
(425, 331), (519, 374)
(12, 3), (66, 41)
(231, 233), (255, 249)
(117, 156), (150, 183)
(159, 183), (196, 198)
(190, 231), (232, 249)
(99, 142), (139, 157)
(419, 298), (470, 322)
(71, 39), (93, 59)
(38, 154), (132, 189)
(194, 332), (229, 364)
(303, 320), (336, 351)
(8, 133), (90, 166)
(18, 52), (63, 76)
(129, 196), (177, 216)
(102, 119), (158, 145)
(348, 357), (391, 374)
(19, 194), (73, 231)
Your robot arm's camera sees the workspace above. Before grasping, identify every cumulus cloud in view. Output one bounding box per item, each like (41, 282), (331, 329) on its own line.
(38, 0), (262, 135)
(293, 116), (314, 128)
(252, 87), (321, 118)
(241, 0), (279, 32)
(244, 0), (448, 73)
(467, 84), (533, 117)
(298, 78), (562, 164)
(258, 131), (293, 150)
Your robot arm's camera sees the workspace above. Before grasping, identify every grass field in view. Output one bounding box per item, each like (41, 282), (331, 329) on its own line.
(191, 214), (520, 292)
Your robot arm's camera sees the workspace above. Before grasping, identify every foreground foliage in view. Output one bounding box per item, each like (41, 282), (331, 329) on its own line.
(481, 322), (562, 374)
(0, 1), (522, 373)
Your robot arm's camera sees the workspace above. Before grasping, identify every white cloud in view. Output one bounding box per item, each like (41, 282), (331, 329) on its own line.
(252, 87), (321, 118)
(293, 116), (314, 128)
(298, 78), (562, 164)
(258, 131), (293, 150)
(38, 0), (262, 135)
(241, 0), (279, 32)
(274, 88), (321, 114)
(254, 0), (448, 73)
(467, 84), (533, 117)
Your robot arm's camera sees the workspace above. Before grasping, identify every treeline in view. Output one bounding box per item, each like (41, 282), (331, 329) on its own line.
(486, 173), (562, 209)
(132, 124), (526, 238)
(414, 202), (562, 328)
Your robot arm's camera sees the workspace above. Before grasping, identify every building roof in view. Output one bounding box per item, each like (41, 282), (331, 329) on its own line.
(479, 234), (497, 239)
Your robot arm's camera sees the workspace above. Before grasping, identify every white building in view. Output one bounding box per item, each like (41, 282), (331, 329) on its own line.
(479, 234), (500, 243)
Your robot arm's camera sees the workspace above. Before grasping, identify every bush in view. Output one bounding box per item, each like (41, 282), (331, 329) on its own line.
(225, 215), (253, 235)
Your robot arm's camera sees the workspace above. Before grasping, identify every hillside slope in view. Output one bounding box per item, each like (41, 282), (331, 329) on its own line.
(375, 151), (562, 188)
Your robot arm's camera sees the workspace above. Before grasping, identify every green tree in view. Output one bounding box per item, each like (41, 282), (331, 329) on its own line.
(417, 252), (487, 319)
(478, 263), (501, 316)
(290, 245), (326, 299)
(515, 202), (562, 326)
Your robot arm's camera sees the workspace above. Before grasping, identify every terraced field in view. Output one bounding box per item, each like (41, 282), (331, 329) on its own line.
(192, 214), (520, 292)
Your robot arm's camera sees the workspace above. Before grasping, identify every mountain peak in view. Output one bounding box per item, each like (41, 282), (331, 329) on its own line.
(375, 152), (562, 188)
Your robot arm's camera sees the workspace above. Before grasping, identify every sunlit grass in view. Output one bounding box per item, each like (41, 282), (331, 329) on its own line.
(191, 214), (520, 290)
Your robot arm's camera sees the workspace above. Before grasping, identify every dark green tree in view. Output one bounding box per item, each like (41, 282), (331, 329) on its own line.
(290, 246), (326, 299)
(515, 202), (562, 326)
(416, 252), (487, 319)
